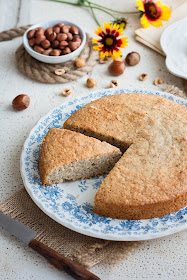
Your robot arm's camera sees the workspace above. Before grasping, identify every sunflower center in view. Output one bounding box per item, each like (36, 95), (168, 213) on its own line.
(119, 22), (126, 29)
(105, 37), (114, 46)
(144, 2), (161, 20)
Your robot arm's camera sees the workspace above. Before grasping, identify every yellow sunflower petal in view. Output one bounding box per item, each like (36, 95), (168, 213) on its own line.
(136, 0), (145, 11)
(92, 38), (100, 44)
(94, 26), (103, 36)
(111, 49), (122, 59)
(159, 5), (171, 21)
(103, 22), (112, 32)
(104, 50), (109, 57)
(119, 37), (128, 48)
(117, 27), (124, 36)
(93, 45), (104, 51)
(111, 24), (124, 36)
(150, 19), (163, 27)
(140, 14), (151, 28)
(112, 23), (118, 32)
(100, 50), (107, 58)
(108, 50), (112, 57)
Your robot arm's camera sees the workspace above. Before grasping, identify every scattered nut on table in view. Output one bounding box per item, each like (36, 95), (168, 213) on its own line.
(75, 57), (85, 68)
(125, 52), (140, 66)
(62, 88), (72, 96)
(55, 68), (65, 75)
(110, 80), (119, 88)
(12, 94), (30, 111)
(86, 78), (97, 88)
(99, 57), (110, 64)
(139, 73), (148, 81)
(108, 58), (125, 76)
(153, 77), (164, 86)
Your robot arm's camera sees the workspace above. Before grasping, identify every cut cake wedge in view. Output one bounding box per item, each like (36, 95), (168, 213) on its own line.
(38, 128), (121, 186)
(64, 93), (187, 219)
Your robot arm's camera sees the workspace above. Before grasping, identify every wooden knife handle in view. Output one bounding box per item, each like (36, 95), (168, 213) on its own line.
(29, 239), (100, 280)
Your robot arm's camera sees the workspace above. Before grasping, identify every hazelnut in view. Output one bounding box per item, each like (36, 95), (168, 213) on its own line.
(35, 27), (45, 37)
(47, 32), (57, 42)
(125, 52), (140, 66)
(86, 78), (97, 88)
(53, 26), (61, 34)
(27, 29), (36, 39)
(43, 48), (53, 56)
(108, 58), (125, 76)
(35, 35), (46, 45)
(12, 94), (30, 111)
(62, 47), (71, 55)
(50, 49), (61, 56)
(68, 41), (80, 51)
(67, 32), (73, 41)
(36, 27), (45, 32)
(52, 40), (59, 49)
(69, 26), (79, 35)
(62, 88), (72, 96)
(139, 73), (148, 81)
(44, 27), (53, 37)
(54, 23), (64, 28)
(73, 37), (82, 44)
(61, 25), (70, 34)
(41, 39), (51, 49)
(73, 34), (80, 40)
(75, 57), (85, 68)
(55, 68), (65, 75)
(34, 45), (44, 54)
(153, 77), (164, 86)
(110, 80), (119, 88)
(59, 40), (68, 50)
(99, 57), (110, 64)
(57, 33), (68, 41)
(29, 38), (36, 47)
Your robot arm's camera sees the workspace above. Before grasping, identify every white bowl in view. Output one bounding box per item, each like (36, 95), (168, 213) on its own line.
(23, 20), (86, 64)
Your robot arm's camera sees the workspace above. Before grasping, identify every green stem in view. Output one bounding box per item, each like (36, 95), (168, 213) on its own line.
(88, 2), (100, 26)
(48, 0), (88, 8)
(93, 6), (116, 19)
(48, 0), (116, 23)
(86, 0), (139, 14)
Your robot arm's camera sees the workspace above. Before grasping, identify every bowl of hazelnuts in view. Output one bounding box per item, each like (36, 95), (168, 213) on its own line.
(23, 20), (86, 64)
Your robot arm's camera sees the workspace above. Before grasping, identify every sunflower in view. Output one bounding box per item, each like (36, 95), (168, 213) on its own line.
(92, 22), (128, 59)
(137, 0), (171, 28)
(112, 18), (128, 30)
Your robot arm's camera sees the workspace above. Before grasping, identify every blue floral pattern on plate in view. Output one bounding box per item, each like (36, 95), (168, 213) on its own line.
(20, 88), (187, 241)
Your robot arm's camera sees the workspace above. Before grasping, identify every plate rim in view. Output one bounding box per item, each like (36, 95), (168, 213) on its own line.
(20, 87), (187, 241)
(160, 16), (187, 80)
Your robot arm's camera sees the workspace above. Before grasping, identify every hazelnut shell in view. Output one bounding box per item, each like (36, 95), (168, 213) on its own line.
(12, 95), (30, 111)
(108, 60), (125, 76)
(125, 52), (140, 66)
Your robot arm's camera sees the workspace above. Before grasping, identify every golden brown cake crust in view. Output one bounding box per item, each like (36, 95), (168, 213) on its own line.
(94, 138), (187, 219)
(38, 128), (120, 185)
(64, 93), (187, 219)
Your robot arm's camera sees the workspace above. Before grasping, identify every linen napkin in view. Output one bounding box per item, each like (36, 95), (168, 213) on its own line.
(0, 188), (140, 268)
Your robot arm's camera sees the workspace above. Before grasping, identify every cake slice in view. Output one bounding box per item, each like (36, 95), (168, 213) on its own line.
(38, 128), (121, 186)
(94, 138), (187, 220)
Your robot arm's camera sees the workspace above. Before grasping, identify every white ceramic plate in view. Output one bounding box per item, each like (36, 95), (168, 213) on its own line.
(20, 88), (187, 241)
(160, 16), (187, 79)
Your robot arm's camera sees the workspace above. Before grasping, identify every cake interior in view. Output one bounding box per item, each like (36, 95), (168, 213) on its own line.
(46, 151), (121, 185)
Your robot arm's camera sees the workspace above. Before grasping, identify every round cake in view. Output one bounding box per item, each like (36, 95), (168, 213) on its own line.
(64, 93), (187, 220)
